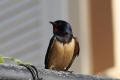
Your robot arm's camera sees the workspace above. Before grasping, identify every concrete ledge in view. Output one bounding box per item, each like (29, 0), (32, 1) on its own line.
(0, 63), (118, 80)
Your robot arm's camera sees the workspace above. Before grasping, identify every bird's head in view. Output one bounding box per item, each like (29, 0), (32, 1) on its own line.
(50, 20), (73, 36)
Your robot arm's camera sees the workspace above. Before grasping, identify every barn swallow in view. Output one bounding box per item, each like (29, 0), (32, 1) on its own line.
(45, 20), (80, 71)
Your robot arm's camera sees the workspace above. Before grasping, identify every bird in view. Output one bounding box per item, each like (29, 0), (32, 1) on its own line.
(45, 20), (79, 71)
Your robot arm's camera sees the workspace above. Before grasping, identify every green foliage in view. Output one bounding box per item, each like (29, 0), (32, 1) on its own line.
(3, 57), (24, 64)
(0, 54), (31, 65)
(0, 55), (4, 63)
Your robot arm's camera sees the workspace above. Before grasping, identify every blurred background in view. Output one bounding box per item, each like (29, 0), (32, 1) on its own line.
(0, 0), (120, 78)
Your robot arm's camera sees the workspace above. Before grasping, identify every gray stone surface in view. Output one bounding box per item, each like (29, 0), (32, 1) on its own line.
(0, 63), (119, 80)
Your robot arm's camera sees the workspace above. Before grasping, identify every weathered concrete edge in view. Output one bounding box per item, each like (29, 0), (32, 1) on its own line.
(0, 63), (119, 80)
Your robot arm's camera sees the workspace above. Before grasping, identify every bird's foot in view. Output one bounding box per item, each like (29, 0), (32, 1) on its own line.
(65, 70), (73, 73)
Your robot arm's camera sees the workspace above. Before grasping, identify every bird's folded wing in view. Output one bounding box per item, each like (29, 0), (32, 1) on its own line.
(45, 36), (55, 69)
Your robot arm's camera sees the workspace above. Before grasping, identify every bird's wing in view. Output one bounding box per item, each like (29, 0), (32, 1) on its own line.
(65, 37), (80, 71)
(74, 37), (80, 56)
(45, 36), (55, 69)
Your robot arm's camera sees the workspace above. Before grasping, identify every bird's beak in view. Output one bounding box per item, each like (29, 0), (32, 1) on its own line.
(50, 21), (58, 33)
(49, 21), (55, 25)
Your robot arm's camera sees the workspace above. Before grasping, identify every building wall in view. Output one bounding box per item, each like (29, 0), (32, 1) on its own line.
(0, 0), (44, 66)
(90, 0), (114, 74)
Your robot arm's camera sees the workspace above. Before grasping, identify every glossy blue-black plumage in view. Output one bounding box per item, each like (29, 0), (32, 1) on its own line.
(50, 20), (73, 43)
(54, 20), (73, 35)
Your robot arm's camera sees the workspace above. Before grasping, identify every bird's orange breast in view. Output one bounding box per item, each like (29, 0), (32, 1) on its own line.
(48, 38), (75, 70)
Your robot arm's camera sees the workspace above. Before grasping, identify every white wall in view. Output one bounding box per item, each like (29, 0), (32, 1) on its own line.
(0, 0), (43, 65)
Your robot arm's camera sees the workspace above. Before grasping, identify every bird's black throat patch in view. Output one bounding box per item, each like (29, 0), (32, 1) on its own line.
(55, 34), (73, 44)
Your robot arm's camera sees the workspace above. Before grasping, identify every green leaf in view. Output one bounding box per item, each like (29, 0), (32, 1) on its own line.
(0, 55), (4, 63)
(0, 54), (32, 65)
(3, 57), (32, 65)
(3, 57), (24, 64)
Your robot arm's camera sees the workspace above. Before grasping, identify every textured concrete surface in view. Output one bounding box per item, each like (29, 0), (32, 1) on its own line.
(0, 63), (119, 80)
